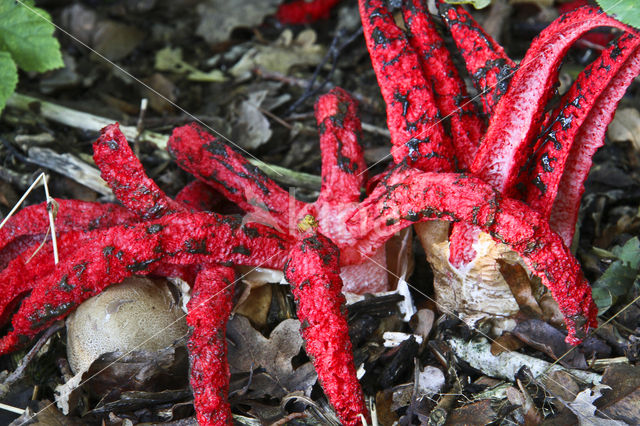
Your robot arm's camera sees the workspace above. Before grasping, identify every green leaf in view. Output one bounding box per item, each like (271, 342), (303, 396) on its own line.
(614, 237), (640, 269)
(596, 0), (640, 29)
(0, 51), (18, 113)
(0, 0), (63, 72)
(592, 238), (640, 314)
(445, 0), (492, 10)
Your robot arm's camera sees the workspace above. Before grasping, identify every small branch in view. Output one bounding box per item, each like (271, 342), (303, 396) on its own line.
(26, 148), (111, 196)
(449, 337), (602, 385)
(7, 93), (167, 149)
(7, 93), (321, 190)
(0, 321), (64, 400)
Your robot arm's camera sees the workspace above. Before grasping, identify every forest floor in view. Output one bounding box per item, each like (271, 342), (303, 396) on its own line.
(1, 0), (640, 425)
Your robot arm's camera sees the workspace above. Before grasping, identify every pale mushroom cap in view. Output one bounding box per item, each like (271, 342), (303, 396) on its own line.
(66, 276), (188, 374)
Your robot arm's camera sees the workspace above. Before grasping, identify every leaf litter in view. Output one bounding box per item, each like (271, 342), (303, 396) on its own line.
(0, 0), (640, 425)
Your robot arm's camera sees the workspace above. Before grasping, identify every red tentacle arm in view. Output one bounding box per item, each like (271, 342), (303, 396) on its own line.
(0, 232), (97, 326)
(175, 180), (223, 212)
(359, 0), (455, 171)
(94, 123), (185, 219)
(347, 169), (597, 344)
(549, 45), (640, 245)
(523, 35), (640, 244)
(168, 123), (306, 231)
(402, 0), (484, 169)
(0, 212), (290, 354)
(276, 0), (341, 24)
(0, 200), (136, 254)
(471, 6), (634, 195)
(438, 2), (516, 116)
(284, 230), (369, 425)
(0, 201), (137, 318)
(315, 87), (367, 206)
(187, 266), (235, 425)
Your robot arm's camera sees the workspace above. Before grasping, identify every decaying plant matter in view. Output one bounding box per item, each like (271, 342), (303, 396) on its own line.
(0, 1), (639, 425)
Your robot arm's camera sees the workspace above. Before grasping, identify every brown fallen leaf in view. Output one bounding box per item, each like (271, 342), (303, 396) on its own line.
(446, 399), (498, 425)
(230, 29), (325, 77)
(226, 316), (317, 399)
(499, 260), (543, 317)
(375, 389), (399, 426)
(9, 400), (84, 426)
(93, 20), (145, 61)
(196, 0), (280, 46)
(596, 364), (640, 424)
(143, 73), (177, 114)
(491, 332), (525, 356)
(234, 283), (273, 329)
(540, 370), (581, 402)
(608, 108), (640, 151)
(512, 319), (587, 369)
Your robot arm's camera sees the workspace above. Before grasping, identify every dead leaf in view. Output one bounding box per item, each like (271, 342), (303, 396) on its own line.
(537, 292), (564, 327)
(541, 370), (581, 402)
(234, 283), (272, 328)
(196, 0), (280, 45)
(88, 389), (192, 416)
(0, 181), (17, 207)
(596, 364), (640, 424)
(55, 347), (188, 414)
(375, 389), (400, 425)
(227, 316), (317, 399)
(499, 260), (543, 317)
(447, 399), (498, 425)
(608, 108), (640, 151)
(143, 73), (177, 113)
(230, 29), (325, 77)
(512, 319), (587, 369)
(410, 309), (434, 342)
(491, 332), (525, 355)
(93, 21), (145, 61)
(231, 90), (272, 149)
(155, 47), (227, 82)
(566, 385), (627, 426)
(10, 400), (84, 426)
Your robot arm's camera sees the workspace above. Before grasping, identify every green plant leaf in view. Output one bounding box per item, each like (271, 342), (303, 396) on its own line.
(613, 237), (640, 268)
(445, 0), (492, 10)
(0, 0), (63, 72)
(0, 51), (18, 113)
(596, 0), (640, 29)
(592, 238), (640, 314)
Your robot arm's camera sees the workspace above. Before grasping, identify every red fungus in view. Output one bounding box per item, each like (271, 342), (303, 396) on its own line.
(438, 2), (516, 115)
(524, 33), (640, 245)
(187, 266), (235, 425)
(169, 88), (389, 292)
(346, 167), (597, 344)
(94, 124), (185, 219)
(359, 0), (455, 171)
(2, 3), (639, 424)
(471, 7), (633, 195)
(276, 0), (341, 24)
(401, 0), (485, 169)
(358, 0), (640, 343)
(0, 113), (373, 424)
(0, 210), (289, 354)
(284, 227), (369, 426)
